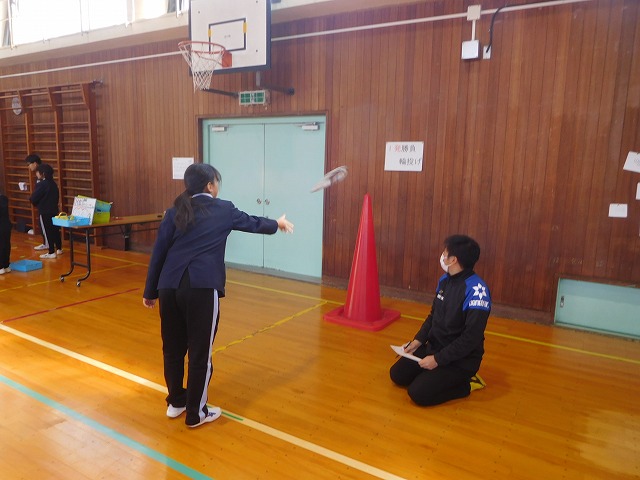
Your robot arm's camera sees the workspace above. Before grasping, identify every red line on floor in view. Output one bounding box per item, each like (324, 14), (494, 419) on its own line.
(2, 288), (139, 323)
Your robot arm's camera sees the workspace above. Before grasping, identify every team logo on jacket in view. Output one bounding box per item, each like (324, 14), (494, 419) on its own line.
(468, 282), (490, 309)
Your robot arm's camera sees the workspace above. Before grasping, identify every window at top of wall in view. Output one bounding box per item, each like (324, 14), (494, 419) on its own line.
(8, 0), (179, 46)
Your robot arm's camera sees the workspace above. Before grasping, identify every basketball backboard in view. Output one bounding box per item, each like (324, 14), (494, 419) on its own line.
(189, 0), (271, 74)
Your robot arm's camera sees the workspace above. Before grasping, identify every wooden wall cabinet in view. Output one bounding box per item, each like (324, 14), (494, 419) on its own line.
(0, 82), (99, 232)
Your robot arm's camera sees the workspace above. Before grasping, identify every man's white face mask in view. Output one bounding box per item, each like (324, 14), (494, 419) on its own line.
(440, 253), (450, 273)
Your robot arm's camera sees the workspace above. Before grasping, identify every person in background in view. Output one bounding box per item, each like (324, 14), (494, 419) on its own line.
(390, 234), (491, 406)
(143, 163), (294, 428)
(29, 163), (62, 259)
(0, 190), (11, 275)
(25, 154), (49, 251)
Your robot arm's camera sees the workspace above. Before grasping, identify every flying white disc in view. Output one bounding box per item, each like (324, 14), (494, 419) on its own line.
(310, 166), (348, 193)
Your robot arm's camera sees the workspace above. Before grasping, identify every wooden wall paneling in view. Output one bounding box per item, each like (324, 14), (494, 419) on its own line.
(309, 19), (321, 111)
(383, 12), (406, 286)
(582, 4), (618, 279)
(109, 61), (126, 216)
(627, 0), (640, 283)
(155, 54), (169, 213)
(342, 18), (357, 243)
(357, 16), (373, 202)
(340, 14), (356, 266)
(539, 8), (572, 310)
(363, 9), (382, 282)
(375, 7), (393, 285)
(109, 62), (125, 219)
(592, 2), (628, 281)
(281, 30), (297, 114)
(529, 9), (563, 311)
(571, 3), (600, 280)
(152, 54), (165, 212)
(295, 22), (306, 113)
(319, 24), (335, 276)
(157, 54), (172, 213)
(402, 4), (426, 292)
(392, 11), (411, 288)
(117, 57), (134, 215)
(333, 19), (351, 280)
(467, 54), (491, 283)
(118, 54), (144, 219)
(443, 14), (465, 250)
(139, 55), (153, 217)
(419, 3), (444, 293)
(484, 7), (515, 308)
(352, 13), (371, 275)
(558, 5), (591, 279)
(396, 17), (417, 289)
(449, 13), (469, 238)
(472, 36), (498, 286)
(320, 19), (337, 277)
(428, 15), (452, 286)
(85, 83), (100, 204)
(460, 57), (480, 244)
(135, 58), (151, 216)
(513, 10), (545, 308)
(615, 0), (640, 282)
(528, 7), (552, 306)
(584, 1), (623, 281)
(550, 5), (583, 281)
(500, 10), (528, 307)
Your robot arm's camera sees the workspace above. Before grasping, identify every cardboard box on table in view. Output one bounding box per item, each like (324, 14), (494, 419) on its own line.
(52, 196), (112, 227)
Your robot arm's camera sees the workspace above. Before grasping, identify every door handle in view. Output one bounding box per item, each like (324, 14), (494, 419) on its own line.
(256, 198), (262, 205)
(264, 199), (270, 205)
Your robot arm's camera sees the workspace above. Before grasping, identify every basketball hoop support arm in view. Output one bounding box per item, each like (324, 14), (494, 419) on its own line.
(203, 88), (239, 98)
(256, 72), (294, 96)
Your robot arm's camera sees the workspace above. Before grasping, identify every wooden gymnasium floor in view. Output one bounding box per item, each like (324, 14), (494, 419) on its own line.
(0, 232), (639, 480)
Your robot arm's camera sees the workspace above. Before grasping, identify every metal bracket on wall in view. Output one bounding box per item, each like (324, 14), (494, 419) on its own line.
(203, 88), (239, 98)
(256, 71), (294, 96)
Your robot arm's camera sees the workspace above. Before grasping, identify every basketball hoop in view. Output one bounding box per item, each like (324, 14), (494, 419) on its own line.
(178, 41), (231, 91)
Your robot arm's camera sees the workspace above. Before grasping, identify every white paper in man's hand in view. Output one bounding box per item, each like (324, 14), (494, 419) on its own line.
(390, 344), (421, 362)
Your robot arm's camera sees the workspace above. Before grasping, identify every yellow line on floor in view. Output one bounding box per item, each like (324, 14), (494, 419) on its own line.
(213, 301), (328, 354)
(227, 279), (342, 304)
(399, 313), (640, 365)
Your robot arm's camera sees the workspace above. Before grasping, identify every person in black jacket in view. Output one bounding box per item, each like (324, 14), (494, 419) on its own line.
(0, 191), (12, 274)
(390, 234), (491, 406)
(25, 154), (48, 251)
(143, 163), (293, 428)
(29, 163), (62, 259)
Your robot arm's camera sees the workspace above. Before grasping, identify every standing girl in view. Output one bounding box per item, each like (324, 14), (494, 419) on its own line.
(29, 163), (62, 259)
(143, 163), (293, 428)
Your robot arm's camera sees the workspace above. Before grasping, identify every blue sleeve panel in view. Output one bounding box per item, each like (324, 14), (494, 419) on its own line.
(463, 274), (491, 312)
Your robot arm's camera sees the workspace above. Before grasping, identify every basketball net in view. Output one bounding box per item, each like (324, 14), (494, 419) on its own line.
(178, 41), (228, 91)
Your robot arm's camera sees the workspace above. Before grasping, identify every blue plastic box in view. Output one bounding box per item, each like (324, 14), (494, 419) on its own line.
(10, 259), (43, 272)
(52, 216), (91, 227)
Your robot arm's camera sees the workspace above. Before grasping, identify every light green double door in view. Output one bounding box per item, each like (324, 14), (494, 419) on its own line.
(203, 116), (326, 278)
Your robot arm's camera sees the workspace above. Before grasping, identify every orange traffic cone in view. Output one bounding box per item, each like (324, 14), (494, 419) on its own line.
(324, 194), (400, 331)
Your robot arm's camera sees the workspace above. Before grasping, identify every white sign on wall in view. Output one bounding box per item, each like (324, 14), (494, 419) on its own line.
(384, 142), (424, 172)
(172, 157), (194, 180)
(608, 204), (628, 218)
(623, 151), (640, 174)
